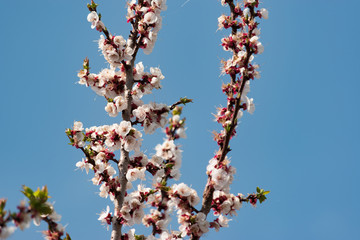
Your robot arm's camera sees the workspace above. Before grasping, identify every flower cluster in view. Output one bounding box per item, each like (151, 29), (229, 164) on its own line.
(132, 62), (165, 98)
(177, 212), (209, 238)
(212, 190), (241, 216)
(67, 120), (144, 201)
(70, 76), (194, 239)
(168, 183), (207, 237)
(118, 187), (149, 226)
(141, 187), (172, 235)
(126, 152), (148, 182)
(207, 157), (236, 192)
(153, 138), (182, 181)
(78, 64), (128, 117)
(87, 6), (134, 68)
(133, 102), (169, 134)
(78, 59), (166, 119)
(98, 35), (134, 68)
(127, 0), (167, 54)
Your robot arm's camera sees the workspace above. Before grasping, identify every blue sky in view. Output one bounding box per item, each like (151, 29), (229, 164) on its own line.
(1, 0), (360, 239)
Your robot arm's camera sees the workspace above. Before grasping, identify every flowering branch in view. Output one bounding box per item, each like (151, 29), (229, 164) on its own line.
(66, 0), (269, 240)
(82, 1), (170, 238)
(0, 186), (70, 240)
(192, 0), (269, 238)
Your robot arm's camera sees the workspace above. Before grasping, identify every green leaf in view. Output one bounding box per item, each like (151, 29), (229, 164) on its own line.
(0, 199), (6, 215)
(160, 179), (167, 187)
(135, 235), (145, 240)
(148, 190), (156, 196)
(190, 215), (196, 224)
(225, 123), (231, 133)
(65, 129), (72, 136)
(263, 191), (270, 195)
(159, 186), (170, 192)
(88, 1), (99, 12)
(21, 186), (34, 199)
(172, 106), (182, 115)
(258, 195), (267, 204)
(180, 97), (193, 105)
(166, 163), (174, 169)
(129, 129), (136, 135)
(22, 186), (54, 215)
(37, 203), (53, 215)
(33, 186), (49, 202)
(64, 233), (72, 240)
(256, 186), (260, 193)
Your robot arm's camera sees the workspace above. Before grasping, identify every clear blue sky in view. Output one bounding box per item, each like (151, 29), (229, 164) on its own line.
(1, 0), (359, 239)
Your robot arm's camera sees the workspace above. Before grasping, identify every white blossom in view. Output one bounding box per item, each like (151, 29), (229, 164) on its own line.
(175, 128), (187, 139)
(133, 105), (148, 122)
(152, 0), (167, 11)
(73, 121), (84, 131)
(124, 135), (139, 152)
(117, 121), (132, 137)
(246, 97), (255, 114)
(98, 206), (111, 226)
(114, 96), (127, 112)
(260, 8), (269, 19)
(0, 226), (16, 239)
(76, 159), (90, 174)
(126, 168), (146, 182)
(134, 62), (145, 80)
(211, 168), (231, 191)
(173, 183), (191, 197)
(155, 140), (178, 160)
(113, 35), (126, 48)
(99, 183), (110, 198)
(218, 215), (230, 227)
(257, 42), (264, 54)
(105, 102), (118, 117)
(33, 215), (41, 226)
(18, 213), (31, 230)
(243, 8), (251, 18)
(127, 229), (136, 240)
(253, 28), (261, 36)
(87, 11), (99, 29)
(144, 12), (158, 25)
(49, 210), (62, 222)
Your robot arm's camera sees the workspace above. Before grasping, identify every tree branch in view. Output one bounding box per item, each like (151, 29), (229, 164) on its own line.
(198, 0), (258, 231)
